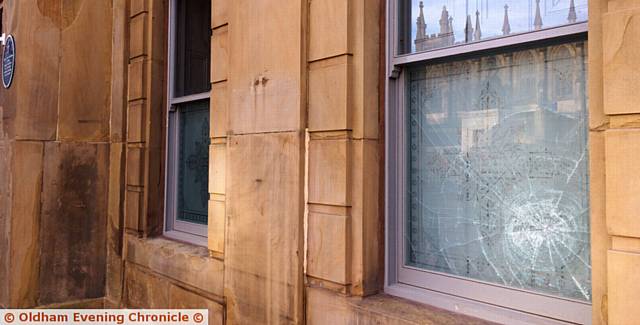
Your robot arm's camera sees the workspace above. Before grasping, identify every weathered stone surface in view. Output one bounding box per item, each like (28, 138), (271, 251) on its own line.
(57, 0), (112, 141)
(129, 13), (147, 59)
(307, 213), (350, 285)
(588, 0), (607, 130)
(106, 252), (123, 307)
(349, 139), (380, 295)
(306, 287), (494, 325)
(209, 143), (226, 195)
(350, 0), (380, 140)
(603, 7), (640, 115)
(308, 0), (350, 61)
(228, 0), (304, 134)
(126, 147), (144, 186)
(308, 56), (351, 132)
(130, 0), (166, 237)
(611, 236), (640, 253)
(125, 190), (142, 232)
(210, 82), (228, 138)
(128, 58), (146, 101)
(39, 297), (104, 309)
(124, 264), (170, 308)
(211, 26), (228, 83)
(111, 0), (128, 142)
(1, 0), (61, 140)
(609, 114), (640, 128)
(169, 285), (224, 325)
(9, 141), (44, 307)
(127, 101), (146, 143)
(589, 3), (610, 324)
(608, 0), (640, 14)
(106, 143), (124, 303)
(589, 131), (608, 325)
(130, 0), (148, 17)
(605, 129), (640, 237)
(0, 140), (9, 307)
(39, 142), (108, 304)
(225, 132), (304, 324)
(211, 0), (228, 29)
(125, 236), (224, 298)
(608, 250), (640, 325)
(308, 138), (350, 206)
(0, 106), (5, 140)
(208, 199), (225, 254)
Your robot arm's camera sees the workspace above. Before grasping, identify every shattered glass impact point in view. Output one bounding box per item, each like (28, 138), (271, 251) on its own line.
(406, 41), (590, 301)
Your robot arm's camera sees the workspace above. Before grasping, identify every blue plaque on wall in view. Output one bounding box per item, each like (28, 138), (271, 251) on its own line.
(3, 35), (15, 89)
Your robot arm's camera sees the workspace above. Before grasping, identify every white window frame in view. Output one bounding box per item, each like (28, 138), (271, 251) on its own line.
(163, 0), (210, 247)
(384, 1), (591, 324)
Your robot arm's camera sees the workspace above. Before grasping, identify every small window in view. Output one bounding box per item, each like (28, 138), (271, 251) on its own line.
(165, 0), (211, 246)
(387, 1), (590, 323)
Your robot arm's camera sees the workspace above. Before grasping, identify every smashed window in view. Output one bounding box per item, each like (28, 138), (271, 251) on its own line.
(406, 40), (590, 301)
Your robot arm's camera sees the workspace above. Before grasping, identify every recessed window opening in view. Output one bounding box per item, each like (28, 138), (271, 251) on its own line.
(387, 1), (590, 324)
(164, 0), (211, 246)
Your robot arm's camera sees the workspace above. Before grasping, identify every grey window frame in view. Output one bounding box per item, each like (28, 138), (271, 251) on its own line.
(163, 0), (210, 247)
(384, 1), (591, 324)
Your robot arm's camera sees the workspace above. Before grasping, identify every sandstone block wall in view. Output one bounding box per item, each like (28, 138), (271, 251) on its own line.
(597, 0), (640, 324)
(0, 0), (113, 308)
(1, 1), (640, 324)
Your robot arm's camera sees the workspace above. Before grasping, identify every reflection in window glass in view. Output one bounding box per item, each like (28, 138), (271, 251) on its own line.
(406, 41), (590, 301)
(399, 0), (587, 54)
(174, 0), (211, 97)
(178, 100), (210, 225)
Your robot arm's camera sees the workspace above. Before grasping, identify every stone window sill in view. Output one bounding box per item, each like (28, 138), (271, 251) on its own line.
(307, 286), (496, 324)
(124, 235), (223, 298)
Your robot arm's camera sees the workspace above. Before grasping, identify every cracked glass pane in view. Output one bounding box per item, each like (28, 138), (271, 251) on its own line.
(398, 0), (587, 54)
(406, 40), (590, 301)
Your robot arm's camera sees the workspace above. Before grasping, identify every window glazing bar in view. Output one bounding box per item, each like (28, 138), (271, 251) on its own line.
(170, 91), (210, 105)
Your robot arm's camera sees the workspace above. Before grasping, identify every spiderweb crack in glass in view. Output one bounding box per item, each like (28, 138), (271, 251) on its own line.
(406, 41), (590, 301)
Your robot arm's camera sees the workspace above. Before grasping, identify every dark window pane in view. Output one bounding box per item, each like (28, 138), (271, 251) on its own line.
(406, 41), (590, 301)
(177, 100), (210, 224)
(174, 0), (211, 97)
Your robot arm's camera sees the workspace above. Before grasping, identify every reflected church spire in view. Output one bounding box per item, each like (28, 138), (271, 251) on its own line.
(502, 4), (511, 36)
(568, 0), (577, 23)
(415, 3), (455, 51)
(474, 10), (482, 41)
(465, 14), (474, 43)
(534, 0), (543, 30)
(416, 1), (427, 40)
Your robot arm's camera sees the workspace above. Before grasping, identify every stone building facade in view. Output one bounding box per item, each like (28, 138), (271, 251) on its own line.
(0, 0), (638, 324)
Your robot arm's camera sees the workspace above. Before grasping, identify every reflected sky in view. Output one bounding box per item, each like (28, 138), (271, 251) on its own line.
(410, 0), (587, 52)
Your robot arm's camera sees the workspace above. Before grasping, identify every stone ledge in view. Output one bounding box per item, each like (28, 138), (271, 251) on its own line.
(306, 286), (495, 325)
(124, 235), (223, 299)
(36, 297), (104, 309)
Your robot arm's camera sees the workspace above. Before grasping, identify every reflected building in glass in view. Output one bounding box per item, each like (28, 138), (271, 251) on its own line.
(406, 40), (590, 301)
(408, 0), (584, 54)
(415, 2), (455, 51)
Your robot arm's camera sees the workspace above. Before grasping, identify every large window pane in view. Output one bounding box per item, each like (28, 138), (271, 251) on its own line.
(406, 41), (589, 301)
(174, 0), (211, 97)
(398, 0), (587, 54)
(177, 100), (210, 225)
